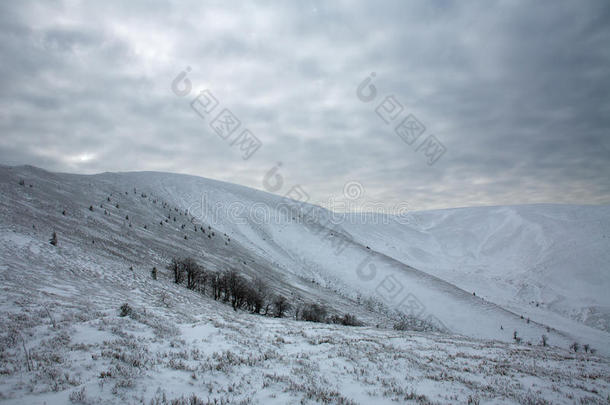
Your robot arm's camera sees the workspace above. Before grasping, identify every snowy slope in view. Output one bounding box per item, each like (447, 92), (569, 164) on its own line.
(341, 205), (610, 333)
(98, 168), (610, 352)
(1, 165), (608, 356)
(1, 165), (609, 404)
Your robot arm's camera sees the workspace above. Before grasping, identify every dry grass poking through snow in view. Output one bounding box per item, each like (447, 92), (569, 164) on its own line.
(0, 291), (609, 404)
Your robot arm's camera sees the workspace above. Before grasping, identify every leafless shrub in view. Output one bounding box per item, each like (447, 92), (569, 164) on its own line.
(329, 313), (363, 326)
(298, 303), (328, 323)
(393, 316), (440, 332)
(467, 395), (480, 405)
(69, 386), (87, 403)
(149, 392), (215, 405)
(119, 303), (133, 317)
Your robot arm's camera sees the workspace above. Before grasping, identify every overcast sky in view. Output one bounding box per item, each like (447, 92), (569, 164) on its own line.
(1, 0), (609, 210)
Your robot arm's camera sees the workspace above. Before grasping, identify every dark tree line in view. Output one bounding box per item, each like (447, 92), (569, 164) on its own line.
(167, 257), (362, 325)
(168, 257), (290, 317)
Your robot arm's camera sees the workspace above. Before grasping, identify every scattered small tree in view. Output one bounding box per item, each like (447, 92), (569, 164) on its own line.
(119, 303), (133, 317)
(19, 179), (25, 186)
(151, 267), (157, 280)
(541, 334), (548, 347)
(570, 342), (580, 352)
(50, 231), (58, 246)
(89, 205), (93, 211)
(69, 387), (87, 403)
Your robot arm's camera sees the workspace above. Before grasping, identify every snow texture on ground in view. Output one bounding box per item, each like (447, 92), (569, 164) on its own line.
(0, 165), (609, 404)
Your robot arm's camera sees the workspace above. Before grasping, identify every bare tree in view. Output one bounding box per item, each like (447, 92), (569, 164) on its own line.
(210, 272), (222, 300)
(182, 258), (200, 290)
(273, 295), (291, 318)
(251, 278), (269, 314)
(169, 257), (184, 284)
(194, 267), (208, 294)
(223, 270), (248, 310)
(300, 303), (328, 323)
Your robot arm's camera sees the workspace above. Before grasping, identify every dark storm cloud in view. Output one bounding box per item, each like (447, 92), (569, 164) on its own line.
(0, 0), (608, 210)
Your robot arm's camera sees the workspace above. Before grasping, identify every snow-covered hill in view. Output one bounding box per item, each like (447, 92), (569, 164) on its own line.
(2, 165), (609, 350)
(82, 167), (610, 352)
(1, 164), (609, 404)
(341, 204), (610, 335)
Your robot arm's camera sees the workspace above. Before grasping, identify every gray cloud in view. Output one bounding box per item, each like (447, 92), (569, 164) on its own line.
(0, 0), (609, 210)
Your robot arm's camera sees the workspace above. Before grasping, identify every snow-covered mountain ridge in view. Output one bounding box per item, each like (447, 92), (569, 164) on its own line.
(2, 165), (608, 352)
(1, 164), (609, 404)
